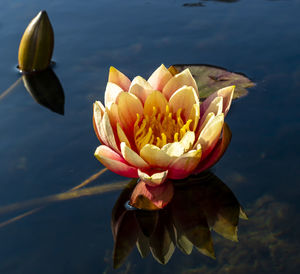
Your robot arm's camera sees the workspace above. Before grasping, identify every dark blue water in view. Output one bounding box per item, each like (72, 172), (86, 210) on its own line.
(0, 0), (299, 273)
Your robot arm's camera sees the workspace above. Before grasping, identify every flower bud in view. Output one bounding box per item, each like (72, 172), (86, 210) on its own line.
(18, 10), (54, 72)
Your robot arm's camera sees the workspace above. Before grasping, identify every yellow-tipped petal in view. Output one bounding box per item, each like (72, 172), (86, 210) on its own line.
(129, 76), (153, 104)
(18, 10), (54, 72)
(137, 170), (168, 186)
(143, 90), (168, 116)
(108, 66), (131, 91)
(140, 144), (172, 169)
(148, 64), (173, 91)
(168, 86), (199, 122)
(104, 82), (123, 108)
(117, 92), (144, 133)
(162, 68), (198, 100)
(121, 142), (149, 169)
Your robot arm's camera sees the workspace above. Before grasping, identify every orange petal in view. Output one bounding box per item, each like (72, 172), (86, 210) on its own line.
(117, 91), (143, 136)
(121, 142), (150, 169)
(104, 82), (123, 108)
(108, 66), (131, 91)
(194, 122), (232, 173)
(168, 86), (199, 121)
(162, 68), (198, 100)
(143, 90), (168, 117)
(130, 180), (174, 209)
(148, 64), (173, 91)
(129, 76), (153, 104)
(94, 145), (138, 178)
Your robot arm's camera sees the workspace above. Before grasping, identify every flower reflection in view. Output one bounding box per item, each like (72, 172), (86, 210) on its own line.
(22, 67), (65, 115)
(111, 172), (247, 268)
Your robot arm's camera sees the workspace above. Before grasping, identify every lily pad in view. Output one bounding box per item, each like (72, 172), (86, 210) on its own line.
(173, 64), (255, 100)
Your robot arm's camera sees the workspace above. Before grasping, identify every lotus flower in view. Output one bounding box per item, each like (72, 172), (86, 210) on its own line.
(93, 64), (234, 209)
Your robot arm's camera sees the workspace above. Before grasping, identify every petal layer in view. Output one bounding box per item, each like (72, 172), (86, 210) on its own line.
(108, 66), (131, 91)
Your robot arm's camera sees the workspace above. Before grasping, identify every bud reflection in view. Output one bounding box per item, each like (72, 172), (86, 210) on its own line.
(22, 67), (65, 115)
(111, 172), (247, 268)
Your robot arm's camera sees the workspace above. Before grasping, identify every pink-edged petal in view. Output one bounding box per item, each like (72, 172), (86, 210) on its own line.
(138, 170), (168, 186)
(194, 122), (232, 173)
(168, 86), (199, 122)
(168, 144), (202, 179)
(108, 66), (131, 91)
(148, 64), (173, 91)
(104, 82), (123, 108)
(130, 180), (174, 210)
(143, 90), (168, 117)
(200, 86), (235, 117)
(117, 91), (143, 136)
(162, 68), (198, 100)
(194, 114), (224, 160)
(121, 142), (150, 169)
(94, 145), (138, 178)
(129, 76), (154, 104)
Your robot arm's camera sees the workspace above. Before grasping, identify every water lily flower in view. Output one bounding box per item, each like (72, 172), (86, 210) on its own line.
(93, 64), (234, 209)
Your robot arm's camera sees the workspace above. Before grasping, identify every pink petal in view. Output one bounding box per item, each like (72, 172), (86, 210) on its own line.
(108, 66), (131, 91)
(200, 86), (235, 118)
(130, 180), (174, 210)
(94, 145), (138, 178)
(194, 122), (232, 173)
(137, 169), (168, 186)
(147, 64), (173, 91)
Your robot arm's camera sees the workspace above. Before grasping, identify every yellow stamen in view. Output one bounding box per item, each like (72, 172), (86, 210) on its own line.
(133, 103), (197, 151)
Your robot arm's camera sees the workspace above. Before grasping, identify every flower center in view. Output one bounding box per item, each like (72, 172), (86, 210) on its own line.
(134, 105), (192, 150)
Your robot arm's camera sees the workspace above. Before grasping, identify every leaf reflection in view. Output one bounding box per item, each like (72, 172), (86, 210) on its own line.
(111, 172), (247, 268)
(22, 67), (65, 115)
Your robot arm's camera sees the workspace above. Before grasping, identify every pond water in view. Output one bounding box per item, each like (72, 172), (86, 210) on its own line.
(0, 0), (299, 273)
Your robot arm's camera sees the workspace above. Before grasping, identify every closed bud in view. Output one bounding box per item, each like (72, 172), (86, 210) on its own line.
(18, 10), (54, 72)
